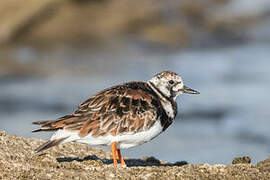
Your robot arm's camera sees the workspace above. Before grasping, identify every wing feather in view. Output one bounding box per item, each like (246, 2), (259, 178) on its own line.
(33, 82), (161, 137)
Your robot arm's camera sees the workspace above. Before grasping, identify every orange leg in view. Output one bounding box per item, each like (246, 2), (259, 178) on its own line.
(117, 149), (126, 166)
(111, 142), (118, 166)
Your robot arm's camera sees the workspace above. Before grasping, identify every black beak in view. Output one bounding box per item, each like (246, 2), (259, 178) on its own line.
(182, 85), (200, 94)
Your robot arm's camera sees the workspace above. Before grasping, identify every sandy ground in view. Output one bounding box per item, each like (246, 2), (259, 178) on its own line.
(0, 130), (270, 179)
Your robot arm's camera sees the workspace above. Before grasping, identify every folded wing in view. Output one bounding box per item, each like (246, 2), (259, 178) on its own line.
(32, 82), (161, 137)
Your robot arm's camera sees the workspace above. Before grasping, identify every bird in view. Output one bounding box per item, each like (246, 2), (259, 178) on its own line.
(32, 71), (199, 166)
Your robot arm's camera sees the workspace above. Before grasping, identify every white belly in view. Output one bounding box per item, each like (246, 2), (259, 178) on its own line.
(51, 120), (163, 149)
(115, 120), (163, 149)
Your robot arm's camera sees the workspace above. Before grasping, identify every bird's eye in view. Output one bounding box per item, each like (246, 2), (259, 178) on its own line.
(169, 80), (174, 85)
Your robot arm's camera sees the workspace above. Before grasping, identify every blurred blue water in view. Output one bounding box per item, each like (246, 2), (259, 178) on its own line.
(1, 42), (270, 164)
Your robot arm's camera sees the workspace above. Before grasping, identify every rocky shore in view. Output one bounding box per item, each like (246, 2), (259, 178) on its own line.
(0, 130), (270, 179)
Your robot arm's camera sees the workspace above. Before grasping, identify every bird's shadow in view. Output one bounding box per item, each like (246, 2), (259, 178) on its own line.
(56, 155), (188, 167)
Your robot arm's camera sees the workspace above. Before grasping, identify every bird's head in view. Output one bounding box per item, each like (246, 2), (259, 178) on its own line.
(148, 71), (199, 100)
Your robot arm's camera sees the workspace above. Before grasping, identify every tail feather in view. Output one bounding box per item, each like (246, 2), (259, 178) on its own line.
(32, 129), (42, 133)
(32, 128), (58, 133)
(32, 115), (80, 132)
(32, 120), (53, 125)
(32, 120), (60, 132)
(35, 137), (68, 153)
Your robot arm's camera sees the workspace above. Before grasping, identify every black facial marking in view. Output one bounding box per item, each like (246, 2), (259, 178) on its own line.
(169, 80), (174, 85)
(170, 88), (175, 99)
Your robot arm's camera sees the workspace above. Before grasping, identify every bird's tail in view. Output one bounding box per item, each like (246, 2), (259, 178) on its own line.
(32, 115), (80, 132)
(35, 137), (68, 153)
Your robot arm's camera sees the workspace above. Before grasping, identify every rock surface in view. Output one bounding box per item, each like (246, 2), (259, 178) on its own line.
(0, 130), (270, 179)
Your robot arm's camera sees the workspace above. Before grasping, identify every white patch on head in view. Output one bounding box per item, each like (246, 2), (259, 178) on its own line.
(148, 75), (171, 97)
(148, 71), (184, 100)
(49, 120), (164, 149)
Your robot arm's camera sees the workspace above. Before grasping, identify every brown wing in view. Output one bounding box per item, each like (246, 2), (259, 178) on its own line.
(33, 82), (160, 137)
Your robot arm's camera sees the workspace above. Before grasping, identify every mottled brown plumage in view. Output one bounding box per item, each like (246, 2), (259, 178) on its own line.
(33, 81), (167, 137)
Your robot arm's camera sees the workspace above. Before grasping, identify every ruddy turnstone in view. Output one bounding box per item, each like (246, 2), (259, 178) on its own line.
(33, 71), (199, 166)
